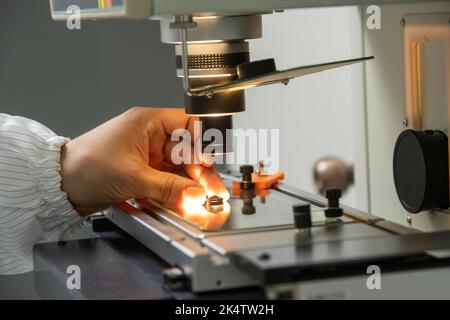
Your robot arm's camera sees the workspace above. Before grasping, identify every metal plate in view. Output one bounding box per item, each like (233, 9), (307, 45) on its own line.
(234, 230), (450, 284)
(202, 222), (391, 255)
(190, 56), (374, 96)
(142, 189), (353, 235)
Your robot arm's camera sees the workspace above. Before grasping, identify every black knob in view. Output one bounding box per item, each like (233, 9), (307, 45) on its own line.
(240, 165), (254, 175)
(240, 165), (255, 190)
(393, 129), (449, 213)
(237, 59), (276, 79)
(293, 204), (312, 229)
(325, 189), (343, 218)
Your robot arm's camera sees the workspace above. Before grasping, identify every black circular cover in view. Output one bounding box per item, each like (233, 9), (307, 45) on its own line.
(393, 129), (449, 213)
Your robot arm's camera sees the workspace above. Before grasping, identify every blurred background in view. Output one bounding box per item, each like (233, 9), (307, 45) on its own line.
(0, 0), (184, 138)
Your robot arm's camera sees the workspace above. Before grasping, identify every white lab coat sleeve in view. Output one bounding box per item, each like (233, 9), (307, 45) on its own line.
(0, 113), (82, 275)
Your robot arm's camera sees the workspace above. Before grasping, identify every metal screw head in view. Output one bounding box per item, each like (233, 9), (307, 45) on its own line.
(240, 165), (254, 175)
(407, 215), (412, 224)
(402, 118), (409, 127)
(401, 18), (406, 27)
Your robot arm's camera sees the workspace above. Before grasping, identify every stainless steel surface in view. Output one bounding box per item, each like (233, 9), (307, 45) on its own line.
(266, 266), (450, 299)
(106, 204), (258, 292)
(143, 188), (353, 234)
(272, 181), (420, 235)
(235, 230), (450, 277)
(104, 176), (445, 293)
(201, 223), (391, 255)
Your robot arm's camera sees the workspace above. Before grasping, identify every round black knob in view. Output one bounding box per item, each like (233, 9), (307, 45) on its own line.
(313, 156), (354, 196)
(393, 129), (449, 213)
(325, 188), (343, 218)
(293, 204), (312, 229)
(237, 58), (276, 79)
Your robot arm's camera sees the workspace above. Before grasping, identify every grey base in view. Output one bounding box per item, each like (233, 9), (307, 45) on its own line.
(32, 226), (264, 300)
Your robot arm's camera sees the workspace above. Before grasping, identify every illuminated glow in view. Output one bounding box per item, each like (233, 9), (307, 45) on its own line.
(180, 200), (231, 231)
(182, 200), (207, 215)
(199, 176), (230, 201)
(176, 74), (234, 79)
(229, 84), (257, 91)
(191, 166), (202, 180)
(219, 190), (231, 201)
(193, 16), (220, 20)
(182, 188), (206, 208)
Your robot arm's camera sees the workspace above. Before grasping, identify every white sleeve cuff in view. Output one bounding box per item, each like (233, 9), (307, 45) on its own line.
(0, 114), (82, 271)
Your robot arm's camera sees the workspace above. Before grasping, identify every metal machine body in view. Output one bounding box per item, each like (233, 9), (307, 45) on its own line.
(104, 174), (450, 297)
(47, 0), (450, 298)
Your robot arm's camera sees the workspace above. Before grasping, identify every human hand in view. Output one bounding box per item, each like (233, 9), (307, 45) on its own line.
(60, 107), (229, 216)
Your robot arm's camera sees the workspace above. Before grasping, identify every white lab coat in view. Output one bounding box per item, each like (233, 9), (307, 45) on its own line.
(0, 114), (81, 275)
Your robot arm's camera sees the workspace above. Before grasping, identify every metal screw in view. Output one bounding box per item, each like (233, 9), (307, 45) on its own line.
(401, 18), (406, 27)
(407, 215), (412, 225)
(402, 118), (409, 127)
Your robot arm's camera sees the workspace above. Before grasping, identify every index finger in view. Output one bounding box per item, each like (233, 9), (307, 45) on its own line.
(184, 163), (230, 201)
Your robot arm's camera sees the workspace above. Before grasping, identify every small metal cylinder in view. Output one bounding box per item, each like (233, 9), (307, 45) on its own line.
(205, 195), (224, 213)
(201, 116), (233, 155)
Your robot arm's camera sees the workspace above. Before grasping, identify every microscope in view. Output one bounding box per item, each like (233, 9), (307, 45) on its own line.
(43, 0), (450, 299)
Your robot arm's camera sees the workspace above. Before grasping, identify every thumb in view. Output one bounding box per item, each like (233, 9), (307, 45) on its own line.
(136, 166), (206, 208)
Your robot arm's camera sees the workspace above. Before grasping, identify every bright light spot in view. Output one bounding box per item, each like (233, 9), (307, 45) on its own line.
(182, 190), (206, 209)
